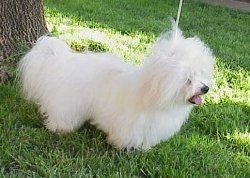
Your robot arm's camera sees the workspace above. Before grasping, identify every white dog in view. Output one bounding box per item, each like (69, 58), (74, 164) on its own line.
(19, 24), (214, 150)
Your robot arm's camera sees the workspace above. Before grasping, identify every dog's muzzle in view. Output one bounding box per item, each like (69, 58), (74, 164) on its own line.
(188, 84), (209, 105)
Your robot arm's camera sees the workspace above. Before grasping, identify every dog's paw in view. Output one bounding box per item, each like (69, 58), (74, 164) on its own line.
(44, 117), (74, 133)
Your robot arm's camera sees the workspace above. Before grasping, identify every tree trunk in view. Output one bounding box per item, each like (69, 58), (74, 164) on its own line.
(0, 0), (48, 82)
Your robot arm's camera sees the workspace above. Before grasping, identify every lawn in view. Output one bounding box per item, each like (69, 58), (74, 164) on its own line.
(1, 0), (250, 177)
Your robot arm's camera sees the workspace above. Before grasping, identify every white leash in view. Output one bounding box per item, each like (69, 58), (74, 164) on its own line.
(176, 0), (184, 28)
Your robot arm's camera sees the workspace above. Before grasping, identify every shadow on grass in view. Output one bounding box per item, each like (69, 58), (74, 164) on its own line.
(183, 102), (250, 156)
(186, 102), (250, 135)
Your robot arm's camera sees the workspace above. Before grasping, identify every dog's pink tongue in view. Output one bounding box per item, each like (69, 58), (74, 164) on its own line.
(189, 95), (202, 105)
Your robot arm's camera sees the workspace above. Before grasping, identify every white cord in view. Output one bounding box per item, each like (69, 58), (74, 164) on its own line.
(176, 0), (184, 27)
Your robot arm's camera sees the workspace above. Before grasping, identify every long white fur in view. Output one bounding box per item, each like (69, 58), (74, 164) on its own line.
(18, 24), (214, 150)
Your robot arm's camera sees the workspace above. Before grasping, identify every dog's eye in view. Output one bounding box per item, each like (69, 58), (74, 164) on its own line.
(187, 79), (192, 85)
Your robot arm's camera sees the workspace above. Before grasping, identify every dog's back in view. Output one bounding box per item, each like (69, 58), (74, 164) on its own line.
(34, 36), (71, 55)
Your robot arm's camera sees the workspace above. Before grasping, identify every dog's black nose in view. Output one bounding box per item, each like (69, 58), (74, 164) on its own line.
(201, 85), (209, 94)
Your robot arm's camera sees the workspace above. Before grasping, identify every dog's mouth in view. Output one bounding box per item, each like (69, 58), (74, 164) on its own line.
(188, 95), (202, 105)
(188, 85), (210, 105)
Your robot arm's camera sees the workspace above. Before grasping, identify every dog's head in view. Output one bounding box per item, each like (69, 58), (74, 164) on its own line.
(176, 36), (214, 106)
(143, 24), (214, 107)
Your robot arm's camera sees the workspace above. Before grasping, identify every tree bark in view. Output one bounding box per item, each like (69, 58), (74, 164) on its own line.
(0, 0), (48, 82)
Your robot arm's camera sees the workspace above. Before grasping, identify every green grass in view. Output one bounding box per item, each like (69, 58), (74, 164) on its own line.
(1, 0), (250, 177)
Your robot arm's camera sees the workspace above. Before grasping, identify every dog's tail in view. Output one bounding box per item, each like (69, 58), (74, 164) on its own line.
(18, 36), (71, 101)
(31, 35), (71, 55)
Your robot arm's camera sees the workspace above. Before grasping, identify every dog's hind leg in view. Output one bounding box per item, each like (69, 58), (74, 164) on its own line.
(41, 105), (88, 133)
(44, 116), (75, 133)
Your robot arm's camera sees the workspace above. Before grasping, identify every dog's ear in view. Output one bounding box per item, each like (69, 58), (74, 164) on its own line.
(137, 71), (167, 109)
(139, 79), (161, 109)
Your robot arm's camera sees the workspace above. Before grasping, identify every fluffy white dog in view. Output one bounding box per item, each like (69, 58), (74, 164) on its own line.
(19, 24), (214, 150)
